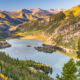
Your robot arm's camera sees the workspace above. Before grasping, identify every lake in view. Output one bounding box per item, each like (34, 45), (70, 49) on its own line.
(0, 39), (70, 79)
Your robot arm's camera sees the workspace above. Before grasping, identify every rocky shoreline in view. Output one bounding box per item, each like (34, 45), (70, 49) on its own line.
(0, 40), (11, 48)
(35, 44), (66, 53)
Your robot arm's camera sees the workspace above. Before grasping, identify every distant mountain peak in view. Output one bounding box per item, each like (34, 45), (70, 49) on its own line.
(12, 8), (32, 14)
(0, 10), (5, 12)
(48, 9), (55, 10)
(29, 8), (42, 13)
(30, 8), (41, 10)
(48, 9), (64, 14)
(35, 8), (41, 10)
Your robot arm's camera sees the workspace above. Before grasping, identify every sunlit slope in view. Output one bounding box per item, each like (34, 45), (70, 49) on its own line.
(9, 8), (63, 20)
(63, 5), (80, 19)
(0, 8), (63, 34)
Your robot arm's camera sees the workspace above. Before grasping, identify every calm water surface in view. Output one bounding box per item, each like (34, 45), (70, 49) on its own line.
(0, 39), (70, 78)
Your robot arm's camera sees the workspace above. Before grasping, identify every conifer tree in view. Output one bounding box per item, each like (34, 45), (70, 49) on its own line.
(61, 59), (77, 80)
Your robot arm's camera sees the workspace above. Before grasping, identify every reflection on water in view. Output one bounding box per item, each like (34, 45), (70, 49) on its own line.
(0, 39), (70, 78)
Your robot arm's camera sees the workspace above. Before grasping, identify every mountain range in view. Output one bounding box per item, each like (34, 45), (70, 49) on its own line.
(0, 8), (63, 32)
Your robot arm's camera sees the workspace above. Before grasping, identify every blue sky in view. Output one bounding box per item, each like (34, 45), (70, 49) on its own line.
(0, 0), (80, 11)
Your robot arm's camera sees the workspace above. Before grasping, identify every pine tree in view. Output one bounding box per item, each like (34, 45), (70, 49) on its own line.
(76, 61), (80, 80)
(61, 59), (77, 80)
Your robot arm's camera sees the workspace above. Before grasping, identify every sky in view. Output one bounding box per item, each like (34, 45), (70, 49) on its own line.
(0, 0), (80, 11)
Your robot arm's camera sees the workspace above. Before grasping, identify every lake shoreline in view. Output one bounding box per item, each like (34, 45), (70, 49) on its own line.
(0, 40), (11, 49)
(8, 34), (79, 61)
(13, 35), (79, 61)
(1, 39), (71, 78)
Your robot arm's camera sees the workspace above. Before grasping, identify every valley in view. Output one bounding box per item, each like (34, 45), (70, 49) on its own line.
(12, 5), (80, 60)
(0, 4), (80, 80)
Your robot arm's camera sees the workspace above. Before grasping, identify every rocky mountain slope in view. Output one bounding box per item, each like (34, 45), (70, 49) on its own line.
(9, 8), (62, 18)
(14, 5), (80, 54)
(0, 8), (63, 40)
(0, 8), (63, 32)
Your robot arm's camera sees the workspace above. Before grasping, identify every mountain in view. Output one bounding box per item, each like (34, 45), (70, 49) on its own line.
(0, 8), (63, 33)
(63, 5), (80, 19)
(14, 5), (80, 56)
(0, 8), (64, 24)
(0, 11), (27, 32)
(9, 8), (49, 20)
(29, 8), (53, 16)
(10, 8), (53, 16)
(9, 8), (63, 20)
(48, 9), (64, 14)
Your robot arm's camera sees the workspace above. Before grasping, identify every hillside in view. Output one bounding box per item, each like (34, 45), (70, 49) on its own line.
(0, 8), (63, 33)
(14, 5), (80, 57)
(0, 8), (63, 51)
(0, 52), (53, 80)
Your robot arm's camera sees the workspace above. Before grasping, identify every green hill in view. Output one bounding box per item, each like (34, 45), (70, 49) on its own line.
(0, 52), (53, 80)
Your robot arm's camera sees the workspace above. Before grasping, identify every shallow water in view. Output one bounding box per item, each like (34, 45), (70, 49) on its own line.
(0, 39), (70, 78)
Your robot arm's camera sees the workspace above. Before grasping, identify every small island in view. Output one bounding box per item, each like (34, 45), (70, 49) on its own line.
(27, 45), (32, 47)
(35, 44), (66, 53)
(35, 44), (56, 53)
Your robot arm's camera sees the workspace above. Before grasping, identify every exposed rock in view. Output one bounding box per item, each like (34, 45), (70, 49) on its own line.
(27, 45), (32, 47)
(0, 40), (11, 48)
(35, 44), (66, 53)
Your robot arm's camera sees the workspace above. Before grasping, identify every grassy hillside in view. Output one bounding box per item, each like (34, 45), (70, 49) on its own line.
(0, 52), (53, 80)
